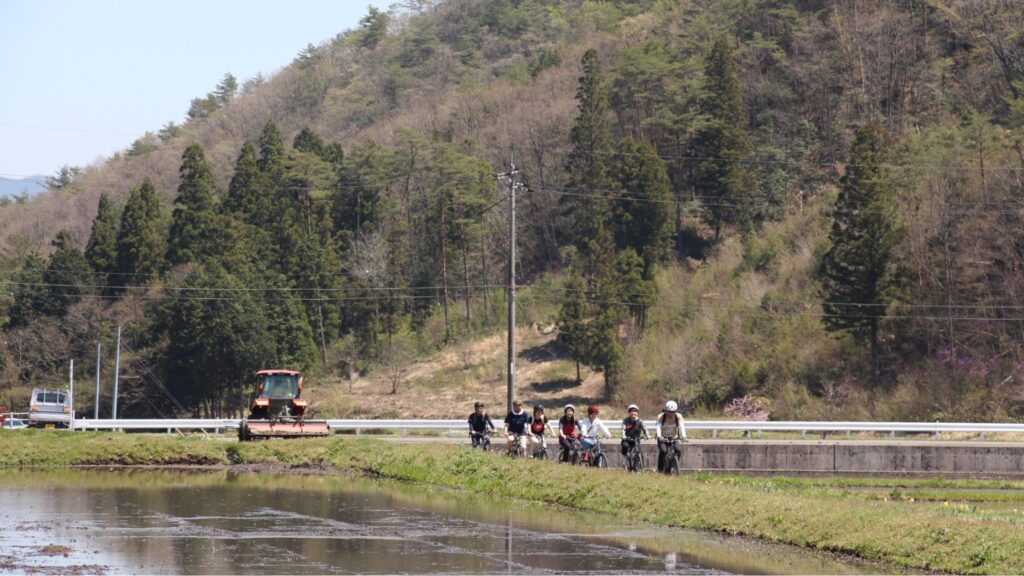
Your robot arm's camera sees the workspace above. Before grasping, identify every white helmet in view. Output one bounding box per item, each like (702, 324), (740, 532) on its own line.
(626, 404), (639, 412)
(664, 400), (678, 412)
(564, 404), (576, 413)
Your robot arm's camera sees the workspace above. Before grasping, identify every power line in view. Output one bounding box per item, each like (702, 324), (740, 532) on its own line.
(504, 141), (1024, 172)
(0, 279), (504, 295)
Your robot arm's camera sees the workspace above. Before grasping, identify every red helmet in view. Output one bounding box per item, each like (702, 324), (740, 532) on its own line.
(587, 405), (599, 415)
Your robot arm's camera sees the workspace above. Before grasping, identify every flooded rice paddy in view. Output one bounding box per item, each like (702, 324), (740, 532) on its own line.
(0, 468), (890, 574)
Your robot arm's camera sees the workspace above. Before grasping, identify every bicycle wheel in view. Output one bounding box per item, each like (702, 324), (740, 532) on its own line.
(636, 452), (645, 473)
(669, 457), (679, 475)
(571, 451), (580, 466)
(595, 453), (607, 469)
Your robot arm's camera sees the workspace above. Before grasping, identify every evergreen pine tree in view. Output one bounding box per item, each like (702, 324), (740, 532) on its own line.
(114, 179), (164, 289)
(612, 138), (674, 273)
(163, 262), (275, 416)
(293, 127), (326, 158)
(85, 192), (118, 278)
(692, 37), (755, 240)
(42, 230), (92, 316)
(167, 143), (218, 266)
(556, 272), (591, 384)
(818, 122), (900, 384)
(222, 140), (263, 224)
(8, 253), (48, 327)
(561, 48), (616, 257)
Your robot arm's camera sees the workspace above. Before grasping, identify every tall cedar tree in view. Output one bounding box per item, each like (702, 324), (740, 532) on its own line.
(561, 48), (616, 257)
(42, 230), (92, 316)
(167, 144), (218, 266)
(114, 179), (164, 289)
(818, 123), (900, 384)
(556, 272), (591, 384)
(84, 192), (118, 278)
(558, 48), (629, 394)
(163, 262), (275, 417)
(692, 38), (755, 240)
(222, 141), (264, 224)
(612, 138), (674, 274)
(8, 253), (47, 327)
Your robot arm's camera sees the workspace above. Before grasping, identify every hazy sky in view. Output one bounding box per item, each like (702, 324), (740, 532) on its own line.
(0, 0), (389, 180)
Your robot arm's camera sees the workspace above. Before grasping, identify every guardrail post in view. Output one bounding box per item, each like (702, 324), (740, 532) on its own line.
(356, 428), (361, 436)
(846, 430), (851, 439)
(890, 430), (895, 439)
(712, 429), (717, 439)
(800, 430), (806, 439)
(980, 432), (986, 440)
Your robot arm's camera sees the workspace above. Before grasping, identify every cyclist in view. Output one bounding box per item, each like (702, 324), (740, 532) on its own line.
(527, 404), (554, 456)
(503, 399), (530, 455)
(467, 401), (495, 448)
(557, 404), (582, 462)
(656, 400), (686, 472)
(579, 405), (610, 463)
(620, 403), (649, 458)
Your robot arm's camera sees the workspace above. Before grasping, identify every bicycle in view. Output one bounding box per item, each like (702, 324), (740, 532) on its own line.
(507, 433), (526, 458)
(531, 434), (548, 460)
(559, 438), (582, 465)
(583, 437), (608, 468)
(624, 437), (646, 473)
(659, 438), (683, 475)
(470, 430), (491, 452)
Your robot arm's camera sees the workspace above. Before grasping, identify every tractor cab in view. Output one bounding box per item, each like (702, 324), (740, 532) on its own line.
(249, 369), (308, 420)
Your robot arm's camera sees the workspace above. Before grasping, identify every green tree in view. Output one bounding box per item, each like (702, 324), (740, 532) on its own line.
(42, 230), (92, 316)
(167, 144), (218, 266)
(692, 37), (755, 240)
(293, 127), (326, 158)
(612, 139), (674, 273)
(214, 73), (238, 105)
(556, 272), (591, 384)
(85, 192), (119, 278)
(8, 253), (47, 327)
(258, 120), (287, 186)
(561, 48), (616, 257)
(359, 6), (389, 49)
(114, 179), (164, 289)
(818, 123), (900, 385)
(221, 140), (264, 224)
(162, 263), (275, 416)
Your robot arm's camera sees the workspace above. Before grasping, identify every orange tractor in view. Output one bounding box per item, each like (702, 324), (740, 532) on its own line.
(238, 370), (330, 441)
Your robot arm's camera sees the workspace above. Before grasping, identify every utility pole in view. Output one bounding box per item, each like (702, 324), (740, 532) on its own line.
(68, 359), (74, 431)
(112, 326), (121, 420)
(94, 343), (101, 420)
(506, 145), (518, 414)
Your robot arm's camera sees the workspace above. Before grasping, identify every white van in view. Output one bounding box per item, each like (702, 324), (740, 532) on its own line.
(28, 388), (72, 428)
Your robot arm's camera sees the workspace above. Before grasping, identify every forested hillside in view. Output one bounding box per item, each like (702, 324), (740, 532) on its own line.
(2, 0), (1024, 421)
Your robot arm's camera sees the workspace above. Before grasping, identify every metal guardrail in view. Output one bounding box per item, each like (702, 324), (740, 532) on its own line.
(62, 418), (1024, 438)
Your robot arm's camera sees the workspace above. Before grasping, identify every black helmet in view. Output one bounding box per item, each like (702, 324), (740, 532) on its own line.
(533, 404), (544, 412)
(474, 401), (485, 409)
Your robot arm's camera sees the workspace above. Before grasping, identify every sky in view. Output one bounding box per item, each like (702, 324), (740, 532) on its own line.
(0, 0), (390, 181)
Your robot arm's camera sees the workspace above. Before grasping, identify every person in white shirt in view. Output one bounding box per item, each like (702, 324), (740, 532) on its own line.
(656, 400), (686, 472)
(579, 405), (610, 463)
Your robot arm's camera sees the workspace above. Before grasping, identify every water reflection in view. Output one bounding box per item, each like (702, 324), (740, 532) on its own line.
(0, 469), (894, 575)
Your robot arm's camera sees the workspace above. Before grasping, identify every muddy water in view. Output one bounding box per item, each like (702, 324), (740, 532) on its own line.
(0, 469), (889, 575)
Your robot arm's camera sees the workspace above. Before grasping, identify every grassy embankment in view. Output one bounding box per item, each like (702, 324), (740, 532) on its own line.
(3, 431), (1024, 573)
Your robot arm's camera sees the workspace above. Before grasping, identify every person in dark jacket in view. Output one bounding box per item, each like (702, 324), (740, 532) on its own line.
(620, 403), (648, 456)
(467, 401), (494, 448)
